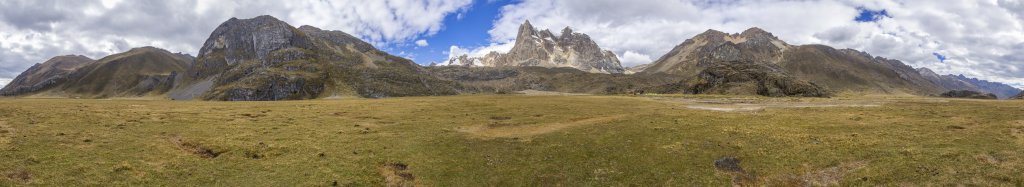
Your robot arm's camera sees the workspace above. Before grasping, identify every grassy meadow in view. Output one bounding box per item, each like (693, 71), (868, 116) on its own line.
(0, 95), (1022, 186)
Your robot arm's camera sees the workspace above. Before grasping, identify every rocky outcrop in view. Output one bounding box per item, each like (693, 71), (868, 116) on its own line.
(687, 61), (829, 97)
(0, 55), (94, 96)
(447, 21), (624, 74)
(177, 15), (457, 101)
(1013, 91), (1024, 99)
(940, 90), (998, 100)
(916, 68), (1021, 99)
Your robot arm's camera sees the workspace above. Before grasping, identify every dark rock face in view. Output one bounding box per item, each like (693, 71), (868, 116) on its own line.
(688, 61), (829, 97)
(940, 90), (998, 99)
(189, 15), (315, 80)
(0, 55), (94, 96)
(447, 21), (624, 74)
(1012, 91), (1024, 99)
(179, 15), (457, 101)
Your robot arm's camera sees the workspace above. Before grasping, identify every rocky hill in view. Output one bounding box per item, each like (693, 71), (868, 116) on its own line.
(640, 28), (947, 96)
(0, 55), (94, 96)
(171, 15), (457, 100)
(1, 47), (191, 98)
(1013, 91), (1024, 99)
(447, 21), (624, 74)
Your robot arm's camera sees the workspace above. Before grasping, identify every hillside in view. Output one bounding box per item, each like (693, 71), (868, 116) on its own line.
(428, 66), (680, 94)
(0, 47), (191, 98)
(0, 55), (94, 96)
(172, 15), (457, 101)
(641, 28), (946, 96)
(57, 47), (191, 98)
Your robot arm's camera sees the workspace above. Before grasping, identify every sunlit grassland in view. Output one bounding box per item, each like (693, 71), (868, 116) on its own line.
(0, 95), (1022, 186)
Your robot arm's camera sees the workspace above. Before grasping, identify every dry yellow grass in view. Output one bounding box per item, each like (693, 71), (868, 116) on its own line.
(0, 95), (1022, 186)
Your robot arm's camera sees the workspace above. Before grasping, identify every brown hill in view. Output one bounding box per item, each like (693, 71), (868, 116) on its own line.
(641, 28), (945, 96)
(58, 47), (191, 98)
(1, 47), (190, 98)
(0, 55), (94, 96)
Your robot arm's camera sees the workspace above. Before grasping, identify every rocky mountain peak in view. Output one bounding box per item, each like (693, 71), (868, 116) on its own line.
(447, 21), (624, 74)
(693, 29), (728, 40)
(740, 27), (776, 39)
(517, 20), (536, 38)
(560, 26), (573, 37)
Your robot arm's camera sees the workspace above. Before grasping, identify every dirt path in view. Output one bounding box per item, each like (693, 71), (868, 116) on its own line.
(458, 115), (625, 139)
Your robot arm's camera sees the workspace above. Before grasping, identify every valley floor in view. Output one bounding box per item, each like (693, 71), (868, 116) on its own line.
(0, 95), (1022, 186)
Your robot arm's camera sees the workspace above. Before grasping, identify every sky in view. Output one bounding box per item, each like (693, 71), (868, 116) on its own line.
(0, 0), (1022, 89)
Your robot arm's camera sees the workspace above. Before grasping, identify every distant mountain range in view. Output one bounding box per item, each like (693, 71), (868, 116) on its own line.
(1, 15), (1018, 100)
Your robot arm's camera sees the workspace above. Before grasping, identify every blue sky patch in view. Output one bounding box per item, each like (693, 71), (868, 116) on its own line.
(854, 7), (890, 22)
(381, 0), (513, 65)
(933, 52), (947, 62)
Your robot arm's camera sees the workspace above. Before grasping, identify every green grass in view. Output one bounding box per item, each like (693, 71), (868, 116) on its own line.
(0, 95), (1022, 186)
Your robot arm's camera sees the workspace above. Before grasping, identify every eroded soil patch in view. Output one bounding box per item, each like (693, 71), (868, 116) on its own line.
(459, 115), (625, 139)
(379, 162), (416, 187)
(170, 137), (222, 158)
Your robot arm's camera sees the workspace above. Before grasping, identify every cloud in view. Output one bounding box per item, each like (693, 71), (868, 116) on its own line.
(456, 0), (1024, 88)
(415, 39), (429, 47)
(620, 51), (651, 67)
(0, 78), (10, 88)
(447, 41), (515, 60)
(0, 0), (472, 79)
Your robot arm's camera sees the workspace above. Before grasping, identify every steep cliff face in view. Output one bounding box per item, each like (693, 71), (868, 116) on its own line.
(0, 55), (94, 96)
(174, 15), (457, 101)
(641, 27), (946, 96)
(447, 21), (624, 74)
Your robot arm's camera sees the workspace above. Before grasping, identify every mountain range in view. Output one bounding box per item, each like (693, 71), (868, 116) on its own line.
(1, 15), (1019, 100)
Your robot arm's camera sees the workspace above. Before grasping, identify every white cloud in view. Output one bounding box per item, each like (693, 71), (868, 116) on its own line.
(461, 0), (1024, 88)
(620, 51), (651, 67)
(0, 78), (10, 88)
(0, 0), (473, 78)
(415, 39), (429, 47)
(447, 41), (515, 59)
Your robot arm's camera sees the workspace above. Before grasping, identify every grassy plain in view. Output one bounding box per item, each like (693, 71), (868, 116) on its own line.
(0, 95), (1022, 186)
